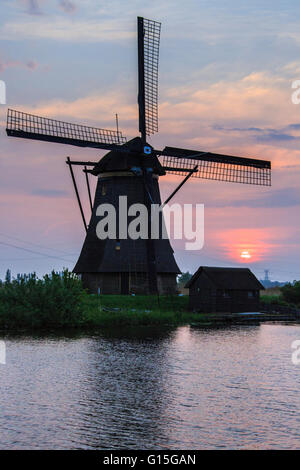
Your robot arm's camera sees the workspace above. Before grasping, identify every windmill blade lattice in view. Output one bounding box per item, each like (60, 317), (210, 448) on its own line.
(137, 17), (161, 139)
(160, 147), (271, 186)
(7, 109), (127, 150)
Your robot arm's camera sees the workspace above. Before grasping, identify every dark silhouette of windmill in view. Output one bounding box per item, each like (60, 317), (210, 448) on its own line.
(6, 17), (271, 295)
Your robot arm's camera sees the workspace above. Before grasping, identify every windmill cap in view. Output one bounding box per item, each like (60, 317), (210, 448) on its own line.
(92, 137), (165, 176)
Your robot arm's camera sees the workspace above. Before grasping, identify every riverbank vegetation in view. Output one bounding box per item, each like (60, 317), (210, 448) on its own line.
(0, 269), (202, 329)
(260, 282), (300, 309)
(1, 270), (299, 330)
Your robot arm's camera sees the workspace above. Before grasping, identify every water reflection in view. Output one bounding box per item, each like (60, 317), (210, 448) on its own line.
(0, 324), (299, 449)
(77, 327), (176, 449)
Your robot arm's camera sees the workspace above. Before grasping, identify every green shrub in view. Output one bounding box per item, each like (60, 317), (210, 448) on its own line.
(281, 281), (300, 306)
(260, 294), (284, 305)
(0, 269), (85, 327)
(0, 269), (199, 329)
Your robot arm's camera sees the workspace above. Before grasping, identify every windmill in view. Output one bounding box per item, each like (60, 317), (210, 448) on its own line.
(6, 17), (271, 295)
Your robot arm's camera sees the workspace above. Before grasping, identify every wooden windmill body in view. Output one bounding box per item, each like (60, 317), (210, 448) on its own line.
(73, 137), (180, 294)
(6, 17), (271, 295)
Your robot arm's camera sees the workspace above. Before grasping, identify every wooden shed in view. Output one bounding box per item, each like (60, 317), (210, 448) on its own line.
(185, 266), (264, 313)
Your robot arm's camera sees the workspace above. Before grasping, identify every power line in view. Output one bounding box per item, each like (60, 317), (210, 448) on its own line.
(0, 232), (76, 257)
(0, 241), (74, 263)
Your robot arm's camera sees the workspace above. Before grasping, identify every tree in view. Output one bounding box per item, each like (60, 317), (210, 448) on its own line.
(5, 269), (11, 284)
(281, 281), (300, 305)
(177, 272), (192, 285)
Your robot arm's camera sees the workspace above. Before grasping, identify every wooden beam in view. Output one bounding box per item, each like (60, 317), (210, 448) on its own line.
(66, 157), (88, 233)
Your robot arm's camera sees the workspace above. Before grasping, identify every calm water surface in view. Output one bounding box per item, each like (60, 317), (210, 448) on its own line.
(0, 324), (299, 449)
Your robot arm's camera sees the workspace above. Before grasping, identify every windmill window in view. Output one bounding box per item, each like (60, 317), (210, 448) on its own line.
(115, 241), (121, 251)
(102, 185), (107, 196)
(248, 291), (254, 298)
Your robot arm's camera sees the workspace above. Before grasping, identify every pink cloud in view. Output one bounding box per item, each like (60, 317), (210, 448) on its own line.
(17, 69), (300, 169)
(0, 57), (39, 72)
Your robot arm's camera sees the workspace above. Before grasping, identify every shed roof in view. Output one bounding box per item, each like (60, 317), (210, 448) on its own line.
(185, 266), (264, 290)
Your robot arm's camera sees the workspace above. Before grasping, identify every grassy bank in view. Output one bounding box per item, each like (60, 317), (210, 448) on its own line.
(0, 270), (204, 329)
(80, 294), (205, 327)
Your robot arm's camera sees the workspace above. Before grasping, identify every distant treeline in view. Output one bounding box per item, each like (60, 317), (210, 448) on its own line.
(260, 280), (288, 289)
(280, 281), (300, 306)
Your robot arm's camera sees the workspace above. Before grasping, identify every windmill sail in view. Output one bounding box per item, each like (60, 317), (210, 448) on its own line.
(6, 109), (126, 150)
(137, 17), (161, 141)
(160, 146), (271, 186)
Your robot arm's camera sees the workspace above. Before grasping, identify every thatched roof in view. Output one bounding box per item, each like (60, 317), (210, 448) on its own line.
(185, 266), (264, 290)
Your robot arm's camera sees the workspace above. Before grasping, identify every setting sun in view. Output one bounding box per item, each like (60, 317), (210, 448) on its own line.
(241, 250), (251, 259)
(213, 228), (273, 264)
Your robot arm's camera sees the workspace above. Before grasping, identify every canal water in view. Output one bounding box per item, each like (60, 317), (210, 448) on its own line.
(0, 324), (299, 449)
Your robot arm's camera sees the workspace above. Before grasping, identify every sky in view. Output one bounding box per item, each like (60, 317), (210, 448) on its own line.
(0, 0), (300, 281)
